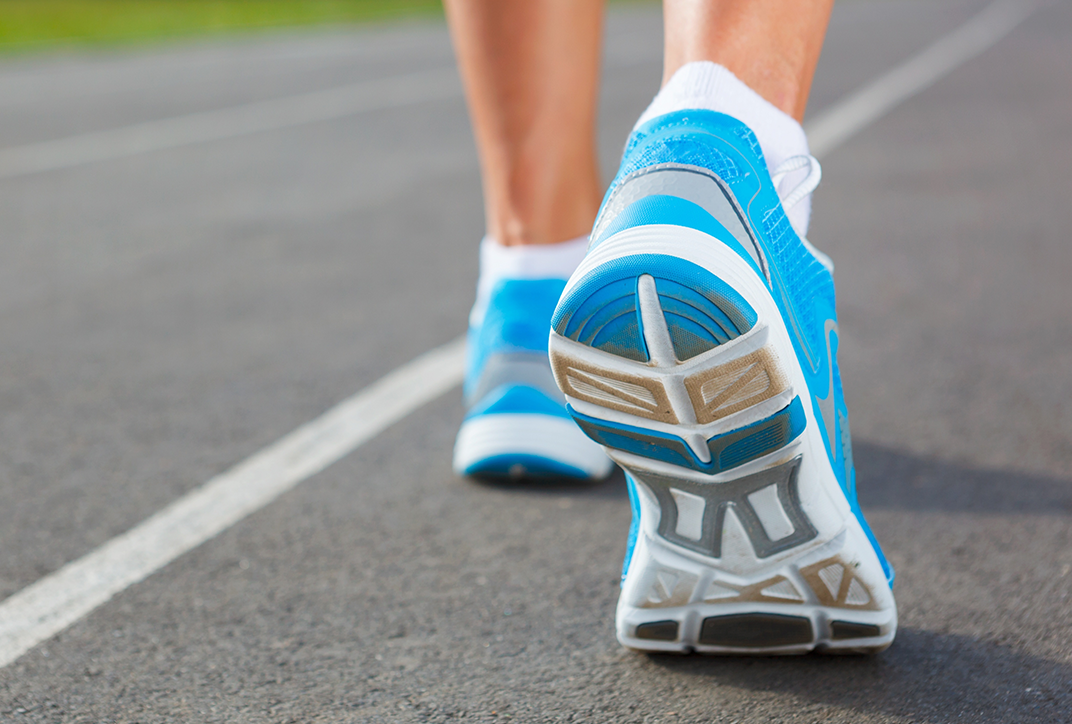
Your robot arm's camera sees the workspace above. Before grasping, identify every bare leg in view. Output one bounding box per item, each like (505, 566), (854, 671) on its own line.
(444, 0), (604, 247)
(663, 0), (835, 121)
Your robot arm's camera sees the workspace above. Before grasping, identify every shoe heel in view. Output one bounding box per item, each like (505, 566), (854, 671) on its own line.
(615, 509), (897, 654)
(550, 246), (897, 654)
(549, 253), (800, 476)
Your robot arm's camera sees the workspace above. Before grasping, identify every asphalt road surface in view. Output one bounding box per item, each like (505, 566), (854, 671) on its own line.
(1, 1), (1070, 721)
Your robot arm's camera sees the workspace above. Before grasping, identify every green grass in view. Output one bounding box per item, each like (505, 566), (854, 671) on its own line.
(0, 1), (446, 51)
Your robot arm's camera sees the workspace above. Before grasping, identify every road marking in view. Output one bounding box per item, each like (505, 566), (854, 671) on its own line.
(0, 337), (466, 669)
(807, 0), (1040, 157)
(0, 66), (461, 180)
(0, 32), (644, 181)
(0, 0), (1041, 670)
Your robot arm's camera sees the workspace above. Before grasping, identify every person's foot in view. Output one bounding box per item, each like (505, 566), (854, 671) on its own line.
(549, 109), (897, 652)
(454, 240), (614, 481)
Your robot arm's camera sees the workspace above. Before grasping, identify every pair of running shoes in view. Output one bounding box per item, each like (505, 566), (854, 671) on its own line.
(453, 109), (897, 654)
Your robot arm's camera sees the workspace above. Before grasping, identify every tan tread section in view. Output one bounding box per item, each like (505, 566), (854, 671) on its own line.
(799, 556), (881, 611)
(685, 346), (789, 424)
(550, 353), (677, 424)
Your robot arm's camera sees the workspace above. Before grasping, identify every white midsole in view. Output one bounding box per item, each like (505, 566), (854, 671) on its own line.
(453, 413), (614, 479)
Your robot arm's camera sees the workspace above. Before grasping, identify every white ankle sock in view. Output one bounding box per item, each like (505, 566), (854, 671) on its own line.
(634, 61), (814, 237)
(470, 235), (589, 327)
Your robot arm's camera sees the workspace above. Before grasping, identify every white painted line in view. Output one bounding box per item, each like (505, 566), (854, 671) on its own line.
(0, 66), (460, 180)
(0, 37), (645, 180)
(0, 336), (466, 670)
(807, 0), (1040, 157)
(0, 0), (1041, 671)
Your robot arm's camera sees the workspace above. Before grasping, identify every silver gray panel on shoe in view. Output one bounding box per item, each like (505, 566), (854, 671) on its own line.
(466, 352), (566, 408)
(591, 164), (769, 279)
(633, 457), (817, 560)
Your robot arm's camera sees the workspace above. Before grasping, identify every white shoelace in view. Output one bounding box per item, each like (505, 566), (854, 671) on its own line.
(772, 154), (822, 211)
(771, 154), (834, 272)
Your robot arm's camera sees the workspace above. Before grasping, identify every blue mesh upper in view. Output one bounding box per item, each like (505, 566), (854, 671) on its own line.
(759, 204), (837, 371)
(732, 124), (764, 159)
(466, 278), (566, 397)
(618, 137), (739, 186)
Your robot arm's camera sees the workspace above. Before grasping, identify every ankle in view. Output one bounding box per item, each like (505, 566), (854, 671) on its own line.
(489, 191), (600, 248)
(485, 146), (601, 247)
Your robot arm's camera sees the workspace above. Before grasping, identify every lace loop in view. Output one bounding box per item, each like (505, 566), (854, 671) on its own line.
(772, 154), (822, 211)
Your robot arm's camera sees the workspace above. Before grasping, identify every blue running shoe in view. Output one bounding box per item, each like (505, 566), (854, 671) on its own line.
(549, 110), (896, 652)
(454, 275), (614, 481)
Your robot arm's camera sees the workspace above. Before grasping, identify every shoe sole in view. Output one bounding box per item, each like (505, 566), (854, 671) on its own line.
(549, 225), (896, 654)
(454, 412), (614, 481)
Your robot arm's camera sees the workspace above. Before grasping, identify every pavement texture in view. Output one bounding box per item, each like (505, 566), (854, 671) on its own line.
(0, 1), (1070, 722)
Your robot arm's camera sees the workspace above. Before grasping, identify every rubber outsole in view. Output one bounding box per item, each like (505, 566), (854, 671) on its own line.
(549, 226), (897, 654)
